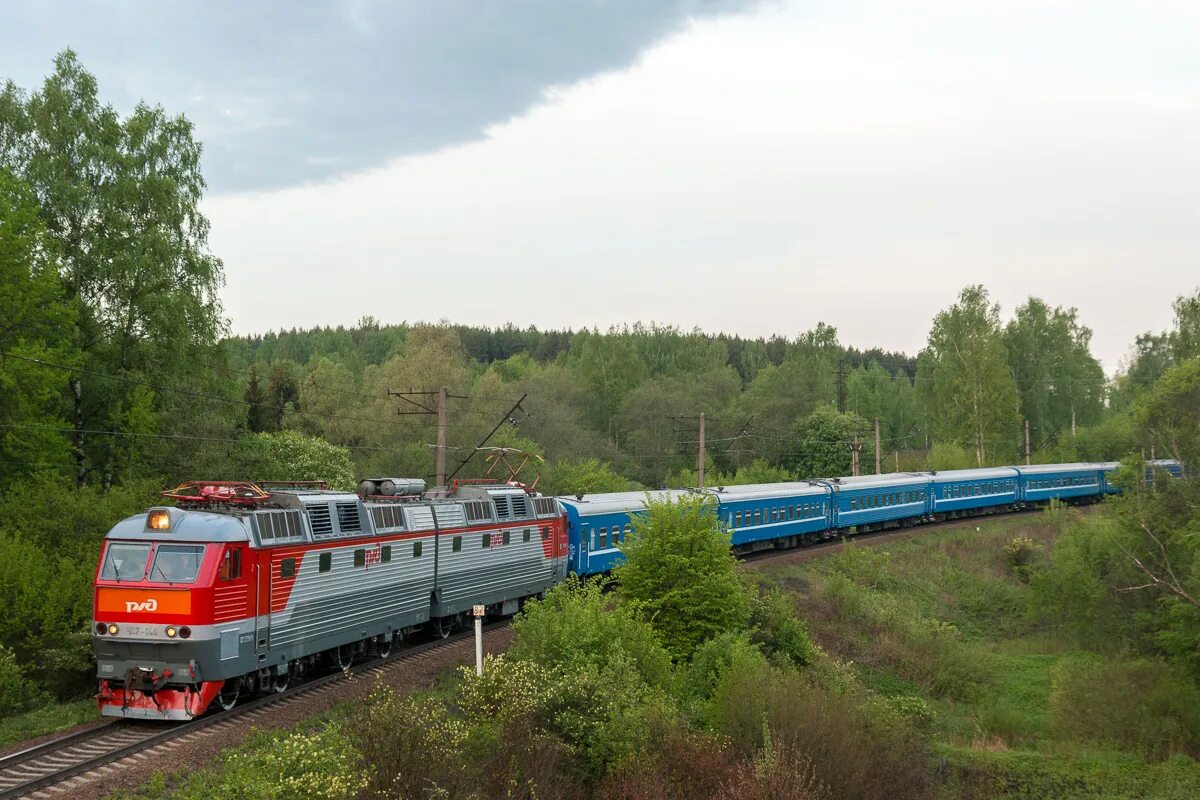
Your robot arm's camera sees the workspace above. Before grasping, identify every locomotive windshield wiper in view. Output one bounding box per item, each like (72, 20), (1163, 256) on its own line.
(151, 560), (174, 585)
(103, 546), (122, 583)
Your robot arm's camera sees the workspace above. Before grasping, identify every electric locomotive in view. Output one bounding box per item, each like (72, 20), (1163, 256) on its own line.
(93, 478), (567, 720)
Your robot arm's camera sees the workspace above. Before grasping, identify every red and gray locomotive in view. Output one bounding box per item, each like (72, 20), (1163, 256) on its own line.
(93, 478), (567, 719)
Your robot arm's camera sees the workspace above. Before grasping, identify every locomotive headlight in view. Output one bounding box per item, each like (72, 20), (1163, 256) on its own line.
(107, 623), (119, 635)
(179, 626), (192, 639)
(96, 622), (106, 635)
(148, 509), (171, 531)
(165, 626), (178, 638)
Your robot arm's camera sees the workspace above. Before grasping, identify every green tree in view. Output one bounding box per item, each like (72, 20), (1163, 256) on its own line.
(0, 50), (225, 485)
(1172, 288), (1200, 362)
(540, 458), (641, 497)
(786, 406), (869, 479)
(0, 169), (78, 481)
(1133, 358), (1200, 467)
(1004, 298), (1105, 450)
(233, 431), (355, 490)
(916, 286), (1019, 465)
(615, 496), (750, 661)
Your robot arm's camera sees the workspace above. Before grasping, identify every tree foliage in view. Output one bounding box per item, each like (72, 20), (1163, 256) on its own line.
(917, 286), (1020, 465)
(615, 496), (750, 661)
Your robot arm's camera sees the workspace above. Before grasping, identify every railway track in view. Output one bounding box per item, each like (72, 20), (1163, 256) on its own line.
(0, 627), (492, 800)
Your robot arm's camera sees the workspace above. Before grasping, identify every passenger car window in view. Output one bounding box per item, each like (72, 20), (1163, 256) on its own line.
(101, 542), (151, 581)
(151, 544), (205, 583)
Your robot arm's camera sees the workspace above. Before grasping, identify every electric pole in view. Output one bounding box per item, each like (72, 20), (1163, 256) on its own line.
(697, 412), (706, 491)
(388, 385), (454, 487)
(874, 417), (881, 475)
(1024, 419), (1031, 466)
(837, 359), (846, 414)
(851, 435), (862, 476)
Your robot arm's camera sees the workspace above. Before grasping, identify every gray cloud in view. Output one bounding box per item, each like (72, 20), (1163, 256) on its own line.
(1, 0), (754, 192)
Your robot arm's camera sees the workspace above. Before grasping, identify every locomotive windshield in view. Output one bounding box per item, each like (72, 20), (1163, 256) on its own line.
(149, 544), (205, 583)
(100, 542), (151, 581)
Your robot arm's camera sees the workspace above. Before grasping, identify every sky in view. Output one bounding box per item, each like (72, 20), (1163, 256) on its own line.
(4, 0), (1199, 373)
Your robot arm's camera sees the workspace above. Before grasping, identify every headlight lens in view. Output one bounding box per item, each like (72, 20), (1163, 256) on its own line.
(179, 626), (192, 639)
(148, 509), (171, 530)
(96, 622), (106, 635)
(107, 623), (119, 635)
(165, 626), (178, 638)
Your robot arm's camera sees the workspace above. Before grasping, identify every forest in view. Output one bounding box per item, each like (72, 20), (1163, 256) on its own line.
(4, 47), (1200, 784)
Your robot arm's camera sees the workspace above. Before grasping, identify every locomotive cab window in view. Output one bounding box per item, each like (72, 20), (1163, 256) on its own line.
(151, 544), (205, 584)
(101, 542), (151, 581)
(219, 548), (242, 581)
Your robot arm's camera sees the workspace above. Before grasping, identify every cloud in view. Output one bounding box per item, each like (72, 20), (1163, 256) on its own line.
(204, 0), (1200, 372)
(0, 0), (757, 191)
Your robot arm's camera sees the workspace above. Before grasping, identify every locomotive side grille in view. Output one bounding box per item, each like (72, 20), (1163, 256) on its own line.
(510, 494), (529, 518)
(254, 510), (305, 544)
(307, 504), (334, 537)
(493, 495), (511, 520)
(433, 504), (466, 527)
(534, 497), (559, 517)
(464, 500), (492, 523)
(370, 505), (405, 530)
(336, 502), (361, 533)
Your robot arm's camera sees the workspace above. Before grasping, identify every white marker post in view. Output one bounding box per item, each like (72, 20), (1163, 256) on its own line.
(473, 604), (485, 676)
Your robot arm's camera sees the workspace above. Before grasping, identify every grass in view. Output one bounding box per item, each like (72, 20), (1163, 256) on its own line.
(0, 698), (96, 748)
(760, 506), (1200, 798)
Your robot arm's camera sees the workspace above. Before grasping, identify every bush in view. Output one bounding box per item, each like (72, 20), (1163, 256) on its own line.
(350, 687), (472, 799)
(747, 584), (815, 667)
(510, 576), (673, 688)
(0, 644), (46, 715)
(1050, 656), (1200, 759)
(616, 496), (751, 661)
(146, 724), (365, 800)
(926, 442), (974, 471)
(711, 652), (932, 800)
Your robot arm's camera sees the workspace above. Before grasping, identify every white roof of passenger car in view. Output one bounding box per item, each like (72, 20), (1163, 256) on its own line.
(556, 489), (695, 516)
(924, 467), (1020, 482)
(703, 482), (828, 502)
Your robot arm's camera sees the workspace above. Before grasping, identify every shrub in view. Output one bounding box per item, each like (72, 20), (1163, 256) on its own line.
(162, 724), (365, 800)
(0, 644), (46, 715)
(615, 496), (751, 661)
(349, 687), (472, 799)
(711, 654), (932, 800)
(510, 576), (672, 688)
(1050, 656), (1200, 759)
(747, 585), (815, 667)
(1003, 535), (1044, 583)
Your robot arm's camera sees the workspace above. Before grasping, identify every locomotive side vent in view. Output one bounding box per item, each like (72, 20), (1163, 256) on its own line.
(307, 503), (334, 537)
(510, 494), (529, 518)
(493, 495), (511, 520)
(371, 505), (405, 530)
(255, 510), (305, 544)
(336, 502), (361, 533)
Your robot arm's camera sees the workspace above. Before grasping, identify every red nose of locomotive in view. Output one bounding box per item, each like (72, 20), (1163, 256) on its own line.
(93, 502), (249, 720)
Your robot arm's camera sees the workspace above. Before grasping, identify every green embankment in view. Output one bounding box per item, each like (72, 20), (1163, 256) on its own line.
(762, 509), (1200, 799)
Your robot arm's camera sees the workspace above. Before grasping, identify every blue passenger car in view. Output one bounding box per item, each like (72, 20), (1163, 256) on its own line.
(557, 490), (692, 577)
(829, 474), (929, 530)
(1015, 463), (1104, 504)
(707, 482), (832, 552)
(928, 468), (1020, 516)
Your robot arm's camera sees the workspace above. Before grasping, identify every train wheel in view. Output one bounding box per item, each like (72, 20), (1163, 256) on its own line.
(272, 668), (290, 694)
(217, 680), (240, 712)
(336, 644), (354, 671)
(434, 617), (454, 639)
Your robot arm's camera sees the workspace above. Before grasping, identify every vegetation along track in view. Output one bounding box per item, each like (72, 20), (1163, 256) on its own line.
(0, 626), (497, 800)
